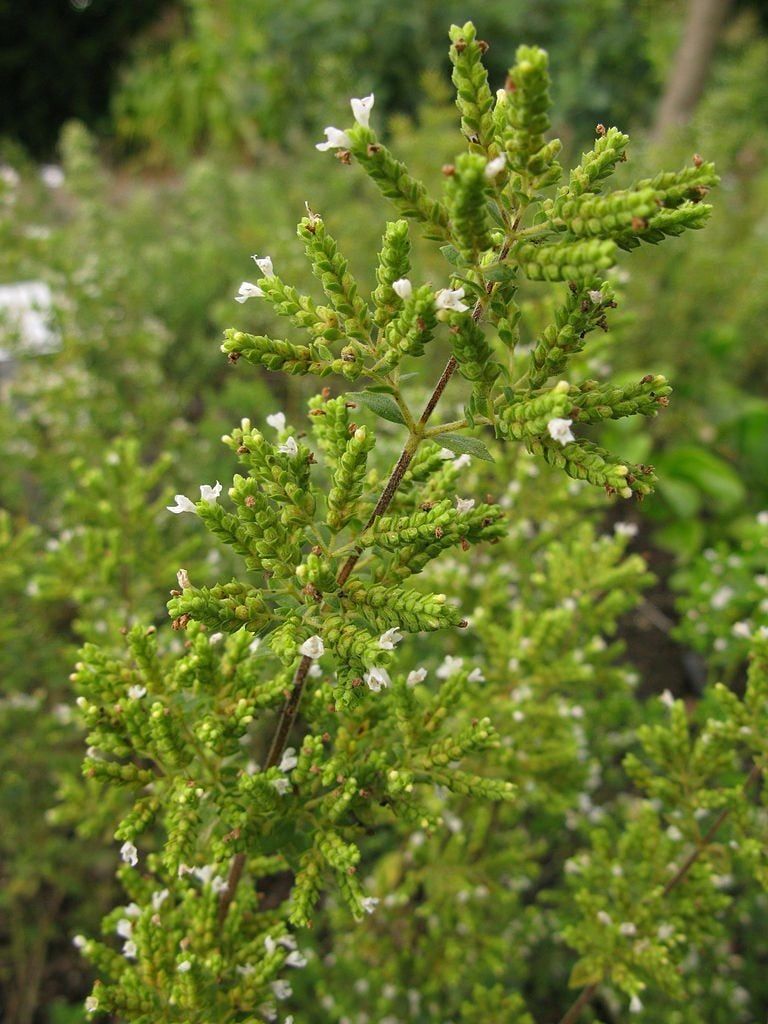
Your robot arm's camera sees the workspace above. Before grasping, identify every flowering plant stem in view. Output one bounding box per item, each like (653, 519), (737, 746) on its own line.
(557, 760), (764, 1024)
(217, 351), (464, 925)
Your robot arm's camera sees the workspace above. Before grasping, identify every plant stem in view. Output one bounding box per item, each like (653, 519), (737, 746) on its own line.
(555, 760), (763, 1024)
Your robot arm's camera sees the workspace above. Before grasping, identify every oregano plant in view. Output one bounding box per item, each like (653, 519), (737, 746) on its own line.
(68, 22), (768, 1024)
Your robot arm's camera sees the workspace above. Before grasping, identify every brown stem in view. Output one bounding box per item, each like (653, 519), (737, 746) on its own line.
(556, 761), (763, 1024)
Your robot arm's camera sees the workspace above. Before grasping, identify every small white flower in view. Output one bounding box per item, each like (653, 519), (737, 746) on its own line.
(597, 911), (612, 926)
(249, 636), (262, 652)
(437, 655), (463, 679)
(732, 621), (751, 638)
(120, 841), (138, 867)
(177, 568), (191, 589)
(271, 979), (293, 1000)
(127, 685), (147, 700)
(657, 923), (675, 941)
(235, 281), (264, 303)
(361, 896), (379, 914)
(279, 747), (298, 772)
(123, 939), (138, 959)
(285, 950), (308, 968)
(629, 995), (643, 1014)
(435, 287), (469, 312)
(614, 522), (638, 538)
(439, 448), (455, 460)
(467, 667), (485, 683)
(85, 996), (99, 1014)
(271, 777), (291, 796)
(252, 255), (275, 277)
(41, 164), (65, 188)
(152, 888), (169, 911)
(351, 93), (374, 127)
(547, 418), (575, 445)
(484, 154), (507, 179)
(454, 453), (472, 470)
(711, 585), (734, 609)
(588, 289), (604, 305)
(406, 667), (427, 687)
(455, 496), (475, 514)
(659, 689), (675, 708)
(178, 959), (192, 973)
(392, 278), (413, 300)
(378, 627), (404, 650)
(124, 902), (141, 918)
(757, 511), (768, 526)
(177, 863), (194, 877)
(116, 918), (133, 939)
(619, 921), (637, 936)
(308, 663), (322, 678)
(316, 127), (352, 151)
(365, 665), (391, 692)
(300, 635), (325, 659)
(265, 935), (278, 955)
(266, 412), (286, 431)
(279, 436), (299, 457)
(166, 493), (197, 515)
(211, 875), (229, 894)
(199, 481), (223, 503)
(73, 934), (87, 950)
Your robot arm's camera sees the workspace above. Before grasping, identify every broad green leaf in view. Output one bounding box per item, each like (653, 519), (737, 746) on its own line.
(433, 432), (494, 462)
(347, 391), (406, 426)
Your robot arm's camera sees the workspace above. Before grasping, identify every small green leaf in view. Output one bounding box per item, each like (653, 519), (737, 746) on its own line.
(439, 244), (466, 266)
(347, 392), (406, 426)
(434, 432), (494, 462)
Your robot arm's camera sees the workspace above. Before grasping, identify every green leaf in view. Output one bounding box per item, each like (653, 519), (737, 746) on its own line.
(433, 432), (495, 462)
(347, 391), (406, 426)
(439, 244), (466, 266)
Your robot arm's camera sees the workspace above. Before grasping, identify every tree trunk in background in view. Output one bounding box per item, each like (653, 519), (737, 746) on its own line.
(653, 0), (734, 139)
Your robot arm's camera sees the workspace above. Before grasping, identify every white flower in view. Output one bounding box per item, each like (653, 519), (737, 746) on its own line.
(266, 412), (286, 431)
(588, 289), (604, 305)
(177, 863), (194, 877)
(235, 281), (264, 303)
(629, 995), (643, 1014)
(392, 278), (412, 300)
(271, 979), (293, 1000)
(467, 667), (485, 683)
(40, 164), (65, 188)
(614, 522), (638, 538)
(547, 418), (575, 445)
(364, 665), (391, 692)
(437, 655), (463, 679)
(660, 689), (675, 708)
(264, 935), (277, 955)
(285, 950), (307, 968)
(199, 481), (223, 503)
(120, 841), (138, 867)
(378, 627), (403, 650)
(619, 922), (637, 936)
(178, 960), (192, 973)
(271, 776), (291, 796)
(351, 93), (374, 127)
(249, 636), (262, 652)
(657, 923), (675, 940)
(252, 255), (275, 277)
(439, 448), (455, 460)
(279, 747), (298, 772)
(596, 911), (612, 925)
(732, 621), (751, 638)
(361, 896), (379, 914)
(454, 453), (472, 470)
(116, 918), (133, 939)
(177, 568), (191, 590)
(123, 939), (138, 959)
(73, 934), (87, 950)
(484, 154), (507, 179)
(435, 287), (469, 312)
(127, 685), (147, 700)
(316, 127), (352, 151)
(84, 996), (99, 1014)
(406, 667), (427, 687)
(710, 585), (734, 609)
(211, 875), (229, 894)
(166, 493), (197, 515)
(279, 436), (299, 457)
(455, 496), (475, 514)
(300, 635), (325, 659)
(1, 164), (20, 189)
(124, 902), (141, 918)
(757, 511), (768, 526)
(152, 888), (169, 911)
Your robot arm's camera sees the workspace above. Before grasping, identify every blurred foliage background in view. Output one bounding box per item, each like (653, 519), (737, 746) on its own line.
(2, 0), (768, 1021)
